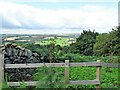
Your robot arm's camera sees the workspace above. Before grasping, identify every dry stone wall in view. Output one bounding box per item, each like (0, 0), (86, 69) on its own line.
(1, 44), (45, 64)
(0, 44), (49, 81)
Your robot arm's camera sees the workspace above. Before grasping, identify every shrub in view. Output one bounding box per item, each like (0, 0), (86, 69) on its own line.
(33, 65), (65, 89)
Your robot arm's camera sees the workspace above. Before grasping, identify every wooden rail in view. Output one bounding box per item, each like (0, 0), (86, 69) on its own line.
(8, 81), (37, 86)
(5, 62), (119, 69)
(7, 80), (100, 86)
(101, 63), (119, 68)
(0, 52), (119, 90)
(5, 63), (65, 68)
(5, 62), (101, 69)
(69, 80), (100, 85)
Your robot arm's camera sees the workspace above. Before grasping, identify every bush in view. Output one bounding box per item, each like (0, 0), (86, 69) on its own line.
(33, 65), (65, 89)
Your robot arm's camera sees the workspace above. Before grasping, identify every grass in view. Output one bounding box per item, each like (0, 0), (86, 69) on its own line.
(53, 67), (119, 89)
(35, 37), (71, 46)
(1, 67), (119, 89)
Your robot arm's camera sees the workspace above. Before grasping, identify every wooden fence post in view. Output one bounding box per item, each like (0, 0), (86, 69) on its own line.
(96, 60), (101, 90)
(65, 60), (69, 85)
(0, 51), (4, 89)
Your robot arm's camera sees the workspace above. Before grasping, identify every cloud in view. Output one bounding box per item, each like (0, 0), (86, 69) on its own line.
(1, 0), (119, 2)
(0, 2), (118, 34)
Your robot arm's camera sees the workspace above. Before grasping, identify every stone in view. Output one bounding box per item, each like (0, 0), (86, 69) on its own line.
(1, 44), (47, 82)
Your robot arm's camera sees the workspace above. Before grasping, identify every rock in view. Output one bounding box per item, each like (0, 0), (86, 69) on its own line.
(32, 53), (39, 57)
(12, 48), (17, 56)
(23, 49), (32, 57)
(5, 47), (12, 56)
(1, 44), (47, 82)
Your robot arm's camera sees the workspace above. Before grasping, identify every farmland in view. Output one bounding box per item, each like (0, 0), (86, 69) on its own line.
(1, 34), (77, 46)
(35, 37), (75, 46)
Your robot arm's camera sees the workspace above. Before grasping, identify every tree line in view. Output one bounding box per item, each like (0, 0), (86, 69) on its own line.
(70, 26), (120, 56)
(18, 26), (120, 63)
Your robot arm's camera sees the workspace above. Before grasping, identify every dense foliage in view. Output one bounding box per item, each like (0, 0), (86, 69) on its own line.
(33, 66), (119, 89)
(69, 27), (120, 57)
(33, 66), (65, 89)
(70, 30), (99, 55)
(94, 27), (120, 56)
(3, 67), (119, 89)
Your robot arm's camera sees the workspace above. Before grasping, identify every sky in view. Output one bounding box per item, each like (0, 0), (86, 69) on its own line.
(0, 0), (119, 34)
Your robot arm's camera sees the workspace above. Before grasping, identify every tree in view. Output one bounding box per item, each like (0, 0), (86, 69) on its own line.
(93, 26), (120, 56)
(108, 26), (120, 56)
(71, 30), (99, 55)
(93, 33), (112, 56)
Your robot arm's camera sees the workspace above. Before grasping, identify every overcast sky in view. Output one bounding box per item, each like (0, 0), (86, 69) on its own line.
(0, 0), (119, 34)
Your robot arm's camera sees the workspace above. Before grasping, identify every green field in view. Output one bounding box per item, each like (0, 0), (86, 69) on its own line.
(2, 34), (76, 46)
(35, 37), (71, 46)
